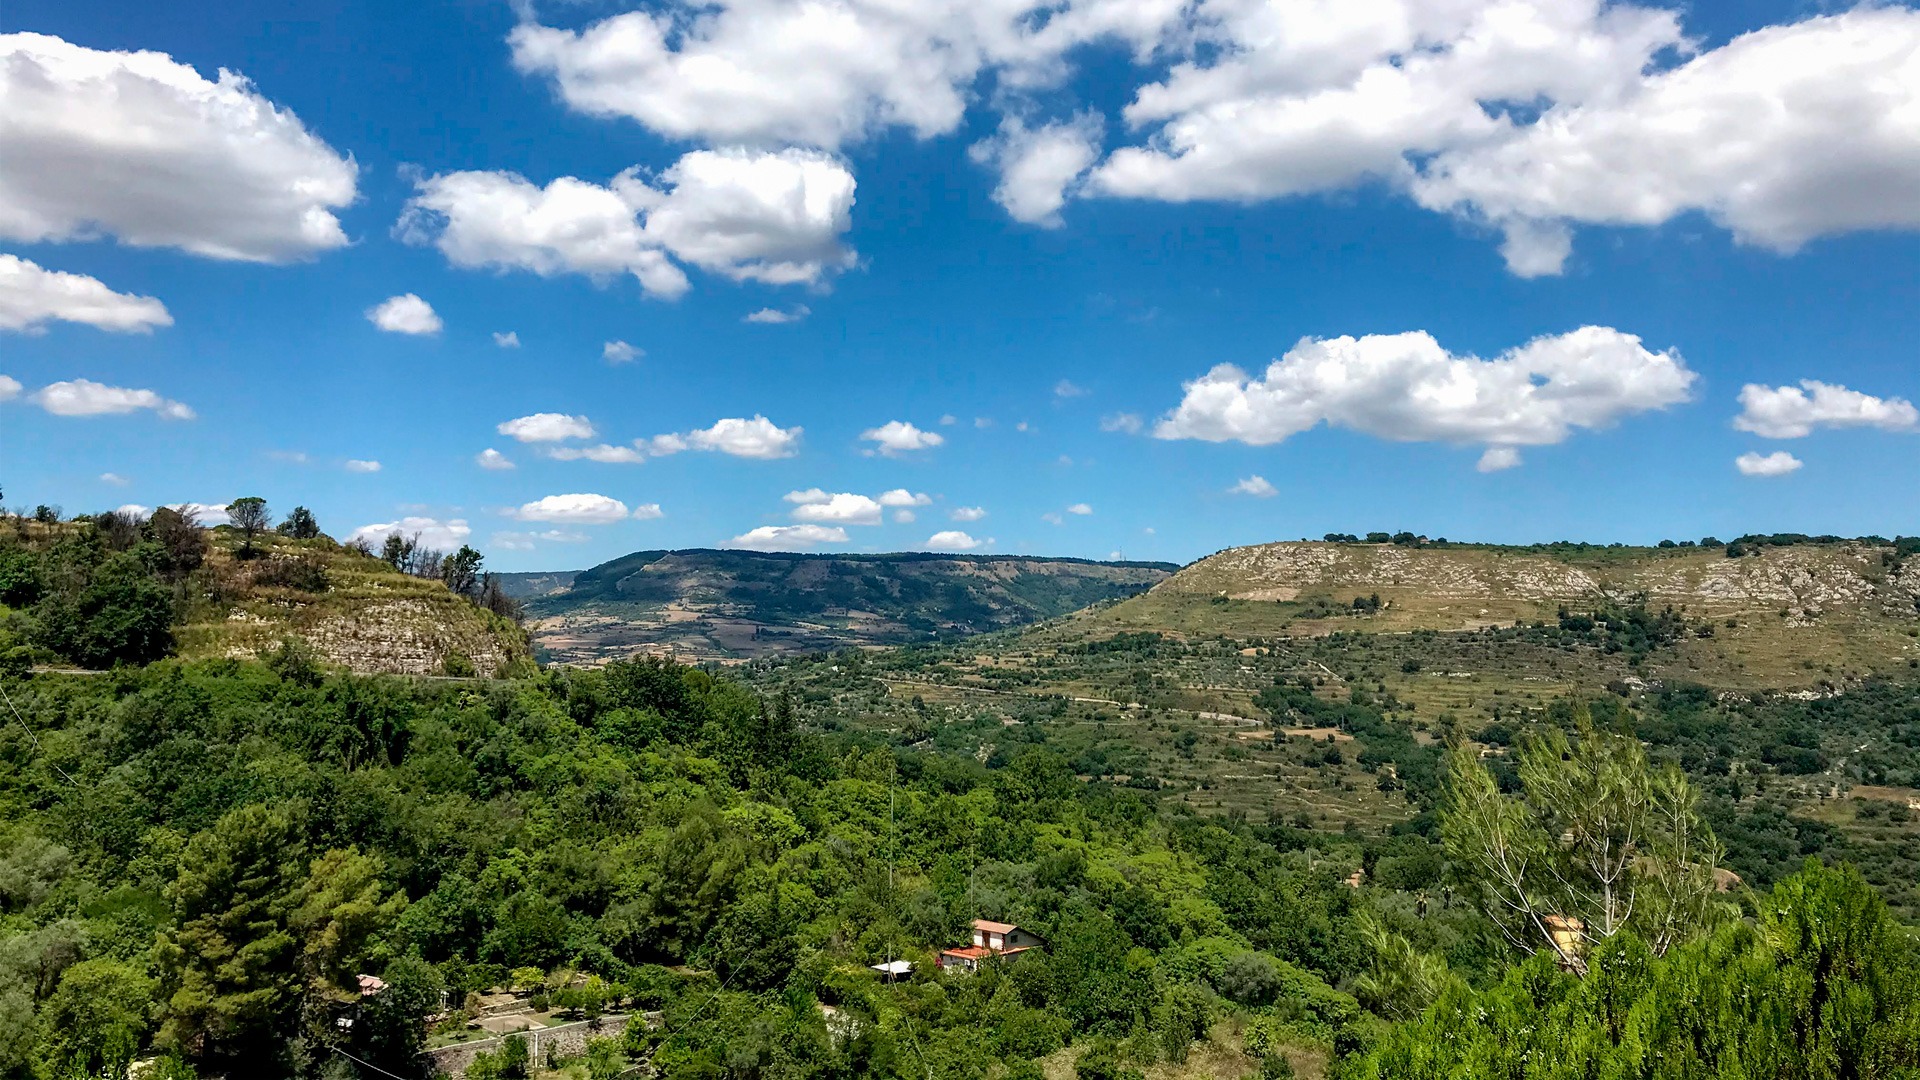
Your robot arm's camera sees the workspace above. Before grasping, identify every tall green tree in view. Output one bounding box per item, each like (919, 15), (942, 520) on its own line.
(155, 804), (304, 1065)
(225, 498), (270, 559)
(441, 545), (484, 599)
(278, 507), (320, 540)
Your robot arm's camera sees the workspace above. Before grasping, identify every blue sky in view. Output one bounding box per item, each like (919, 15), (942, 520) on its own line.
(2, 0), (1917, 571)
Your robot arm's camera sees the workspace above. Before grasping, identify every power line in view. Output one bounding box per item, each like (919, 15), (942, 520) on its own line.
(0, 680), (80, 788)
(330, 1046), (414, 1080)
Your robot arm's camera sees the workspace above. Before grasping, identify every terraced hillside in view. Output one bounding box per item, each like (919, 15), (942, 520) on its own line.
(1, 511), (532, 677)
(522, 548), (1175, 664)
(1089, 539), (1920, 689)
(748, 537), (1920, 915)
(174, 533), (532, 676)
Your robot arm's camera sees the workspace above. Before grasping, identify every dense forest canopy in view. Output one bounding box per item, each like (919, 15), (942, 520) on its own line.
(0, 505), (1915, 1080)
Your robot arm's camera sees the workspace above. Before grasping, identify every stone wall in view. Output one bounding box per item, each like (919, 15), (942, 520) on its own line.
(424, 1014), (627, 1077)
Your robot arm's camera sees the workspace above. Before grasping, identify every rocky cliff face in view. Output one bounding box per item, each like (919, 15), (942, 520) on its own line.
(1163, 541), (1919, 622)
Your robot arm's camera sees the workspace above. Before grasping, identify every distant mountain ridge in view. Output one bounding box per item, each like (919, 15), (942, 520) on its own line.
(519, 548), (1177, 663)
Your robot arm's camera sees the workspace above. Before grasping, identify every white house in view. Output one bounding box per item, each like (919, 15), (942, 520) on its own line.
(937, 919), (1045, 972)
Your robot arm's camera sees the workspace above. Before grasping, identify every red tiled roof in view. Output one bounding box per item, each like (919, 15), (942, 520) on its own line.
(972, 918), (1017, 934)
(941, 944), (1037, 962)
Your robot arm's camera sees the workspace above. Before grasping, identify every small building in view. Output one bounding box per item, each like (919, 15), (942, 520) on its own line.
(869, 959), (914, 982)
(938, 919), (1044, 972)
(1542, 914), (1585, 970)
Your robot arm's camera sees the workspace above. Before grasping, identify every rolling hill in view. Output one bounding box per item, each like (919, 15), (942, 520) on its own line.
(1081, 537), (1920, 688)
(518, 548), (1176, 663)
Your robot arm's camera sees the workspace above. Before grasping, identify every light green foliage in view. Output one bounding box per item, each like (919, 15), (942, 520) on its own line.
(584, 1035), (624, 1080)
(291, 847), (407, 991)
(1441, 715), (1723, 969)
(1349, 917), (1453, 1022)
(508, 966), (545, 993)
(35, 957), (152, 1079)
(1352, 862), (1920, 1078)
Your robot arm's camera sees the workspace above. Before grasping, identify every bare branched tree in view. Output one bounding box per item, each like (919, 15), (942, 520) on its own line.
(1440, 709), (1724, 973)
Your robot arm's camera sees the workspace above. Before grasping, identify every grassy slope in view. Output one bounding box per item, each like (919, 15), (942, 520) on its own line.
(174, 532), (531, 676)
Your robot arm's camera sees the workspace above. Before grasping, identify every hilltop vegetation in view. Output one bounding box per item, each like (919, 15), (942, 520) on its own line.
(521, 549), (1173, 664)
(0, 502), (530, 677)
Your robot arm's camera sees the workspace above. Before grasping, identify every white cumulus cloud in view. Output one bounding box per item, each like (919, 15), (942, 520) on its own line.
(367, 294), (441, 335)
(350, 516), (472, 552)
(513, 493), (636, 524)
(493, 331), (521, 348)
(0, 254), (171, 333)
(877, 489), (932, 507)
(1100, 412), (1143, 435)
(603, 340), (641, 363)
(744, 304), (810, 324)
(1410, 8), (1920, 275)
(1230, 475), (1276, 497)
(728, 523), (850, 550)
(861, 420), (944, 456)
(792, 493), (883, 526)
(1733, 380), (1919, 439)
(511, 5), (1014, 149)
(1735, 451), (1803, 477)
(497, 3), (1920, 269)
(1477, 447), (1524, 473)
(950, 506), (987, 522)
(925, 530), (982, 550)
(1155, 327), (1694, 466)
(475, 448), (515, 470)
(653, 415), (802, 459)
(545, 443), (647, 464)
(397, 149), (856, 299)
(31, 378), (194, 419)
(970, 113), (1103, 226)
(344, 459), (382, 473)
(0, 33), (356, 262)
(498, 412), (595, 443)
(1066, 503), (1092, 515)
(0, 375), (19, 401)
